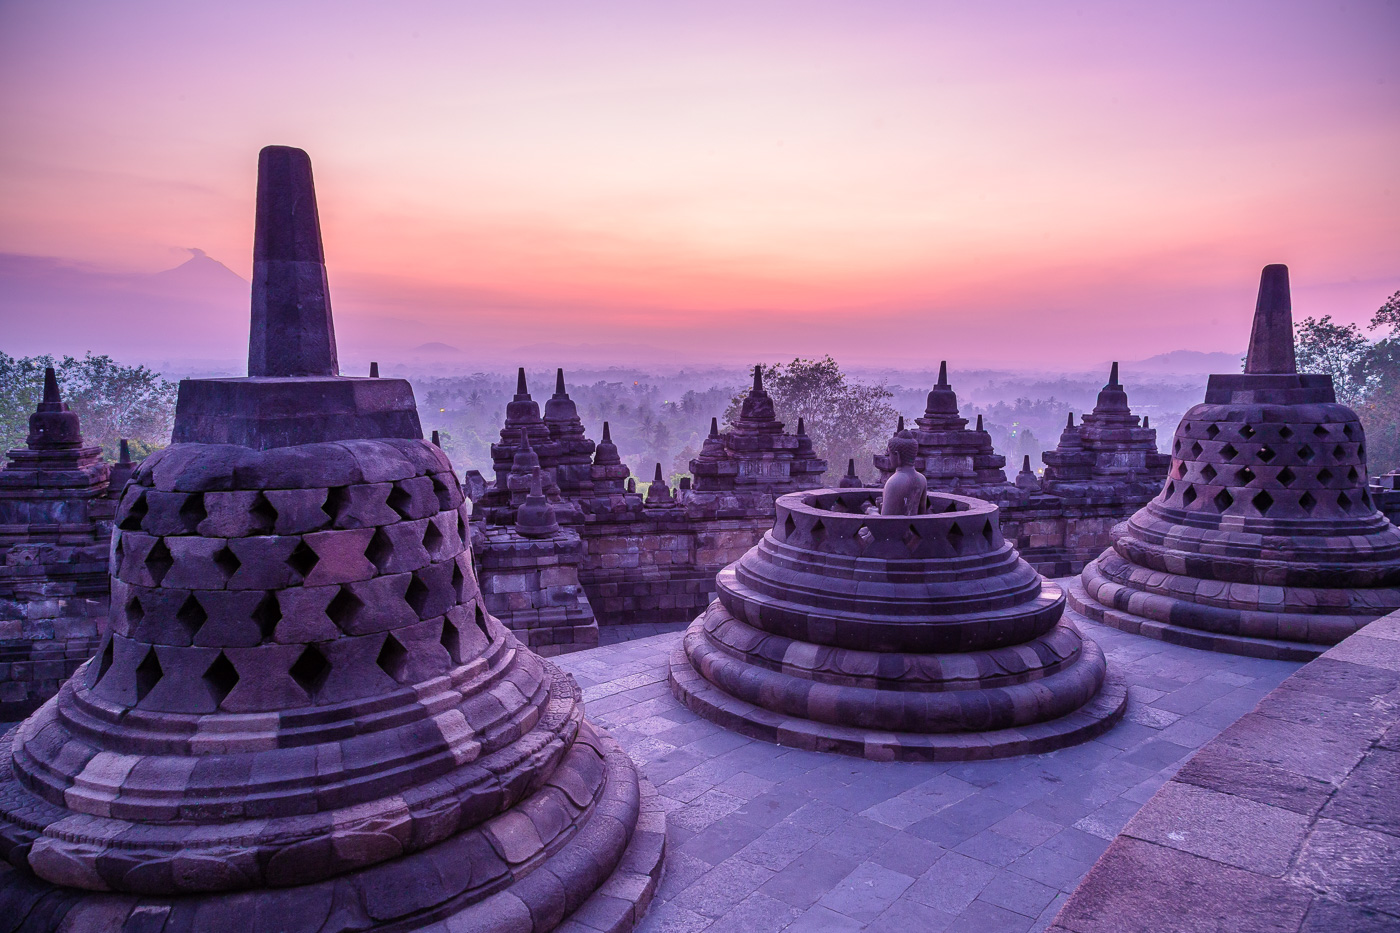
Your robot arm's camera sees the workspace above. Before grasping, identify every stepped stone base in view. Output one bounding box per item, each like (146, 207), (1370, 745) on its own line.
(1067, 575), (1329, 663)
(669, 640), (1127, 762)
(0, 726), (665, 933)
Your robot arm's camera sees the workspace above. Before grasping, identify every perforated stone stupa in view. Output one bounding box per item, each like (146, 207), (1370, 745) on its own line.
(0, 146), (661, 933)
(0, 370), (115, 719)
(1071, 265), (1400, 660)
(669, 485), (1127, 761)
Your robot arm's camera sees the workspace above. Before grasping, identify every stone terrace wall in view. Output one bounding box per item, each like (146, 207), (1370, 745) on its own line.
(577, 511), (766, 628)
(1049, 607), (1400, 932)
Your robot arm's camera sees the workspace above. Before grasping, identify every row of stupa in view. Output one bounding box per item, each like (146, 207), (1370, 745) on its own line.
(461, 352), (1177, 653)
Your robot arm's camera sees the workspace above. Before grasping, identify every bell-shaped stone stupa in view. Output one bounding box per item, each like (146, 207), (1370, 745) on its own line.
(1070, 265), (1400, 660)
(0, 146), (661, 932)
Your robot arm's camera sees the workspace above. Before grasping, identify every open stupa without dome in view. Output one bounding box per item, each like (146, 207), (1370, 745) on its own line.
(0, 146), (662, 933)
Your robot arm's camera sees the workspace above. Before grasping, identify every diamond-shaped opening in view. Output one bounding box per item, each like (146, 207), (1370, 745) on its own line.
(1338, 491), (1353, 511)
(783, 515), (797, 539)
(143, 538), (173, 586)
(213, 545), (241, 581)
(1240, 424), (1255, 439)
(250, 493), (278, 533)
(387, 483), (415, 519)
(947, 521), (966, 552)
(1190, 441), (1204, 458)
(1219, 443), (1238, 461)
(457, 513), (467, 542)
(450, 561), (466, 602)
(441, 619), (462, 664)
(1176, 461), (1188, 479)
(1213, 489), (1234, 512)
(809, 519), (828, 548)
(1205, 424), (1220, 439)
(113, 534), (124, 567)
(982, 519), (995, 546)
(428, 473), (450, 509)
(134, 647), (162, 703)
(1258, 445), (1276, 463)
(1252, 490), (1274, 515)
(1173, 439), (1182, 453)
(902, 524), (922, 553)
(322, 486), (348, 524)
(1333, 444), (1346, 461)
(1279, 426), (1294, 440)
(326, 586), (362, 628)
(1317, 467), (1334, 484)
(176, 594), (207, 636)
(287, 540), (319, 579)
(474, 602), (491, 637)
(87, 636), (114, 689)
(289, 644), (330, 698)
(203, 652), (239, 708)
(1343, 423), (1355, 439)
(1314, 424), (1330, 438)
(1182, 485), (1198, 507)
(405, 573), (431, 617)
(125, 595), (144, 625)
(1348, 466), (1359, 483)
(1298, 490), (1317, 513)
(179, 493), (207, 533)
(1236, 465), (1255, 485)
(1200, 464), (1217, 483)
(1163, 480), (1175, 500)
(377, 632), (409, 682)
(1358, 444), (1366, 460)
(1277, 466), (1296, 487)
(365, 527), (394, 572)
(252, 592), (282, 641)
(1297, 444), (1315, 462)
(422, 520), (444, 556)
(1362, 490), (1372, 508)
(119, 491), (148, 531)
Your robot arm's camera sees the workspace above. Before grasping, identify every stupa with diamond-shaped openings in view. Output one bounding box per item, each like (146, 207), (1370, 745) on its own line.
(1070, 264), (1400, 660)
(0, 146), (662, 933)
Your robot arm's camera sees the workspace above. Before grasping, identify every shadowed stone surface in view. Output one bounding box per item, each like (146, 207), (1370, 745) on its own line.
(1049, 606), (1400, 933)
(670, 489), (1126, 760)
(0, 146), (661, 933)
(0, 370), (116, 719)
(1073, 265), (1400, 659)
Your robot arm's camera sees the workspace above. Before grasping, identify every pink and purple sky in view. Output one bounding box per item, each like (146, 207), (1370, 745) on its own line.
(1, 1), (1397, 368)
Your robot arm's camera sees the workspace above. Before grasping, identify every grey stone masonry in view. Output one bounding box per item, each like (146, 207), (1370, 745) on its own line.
(1073, 265), (1400, 660)
(1050, 604), (1400, 933)
(0, 369), (115, 720)
(0, 145), (662, 933)
(476, 521), (600, 656)
(875, 362), (1169, 579)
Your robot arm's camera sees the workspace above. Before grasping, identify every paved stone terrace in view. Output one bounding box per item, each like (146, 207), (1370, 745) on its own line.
(1049, 607), (1400, 933)
(557, 587), (1299, 933)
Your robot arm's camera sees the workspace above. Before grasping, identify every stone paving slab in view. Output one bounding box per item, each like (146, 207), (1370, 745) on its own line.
(1048, 607), (1400, 933)
(557, 585), (1299, 933)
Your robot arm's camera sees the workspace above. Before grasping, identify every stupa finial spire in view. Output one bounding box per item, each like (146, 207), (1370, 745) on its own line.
(1244, 264), (1296, 375)
(753, 364), (763, 394)
(554, 367), (566, 397)
(1108, 362), (1119, 387)
(937, 361), (949, 387)
(248, 146), (338, 377)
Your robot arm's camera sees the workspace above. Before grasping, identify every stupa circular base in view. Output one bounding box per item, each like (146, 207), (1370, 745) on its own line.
(668, 640), (1127, 762)
(1066, 574), (1327, 662)
(0, 724), (665, 933)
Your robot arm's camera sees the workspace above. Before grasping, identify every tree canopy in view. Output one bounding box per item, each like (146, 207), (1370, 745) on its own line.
(723, 356), (899, 484)
(1294, 290), (1400, 474)
(0, 352), (176, 460)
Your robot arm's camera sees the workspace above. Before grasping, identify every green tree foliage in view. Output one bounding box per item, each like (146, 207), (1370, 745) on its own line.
(723, 357), (899, 484)
(1294, 290), (1400, 474)
(0, 352), (176, 460)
